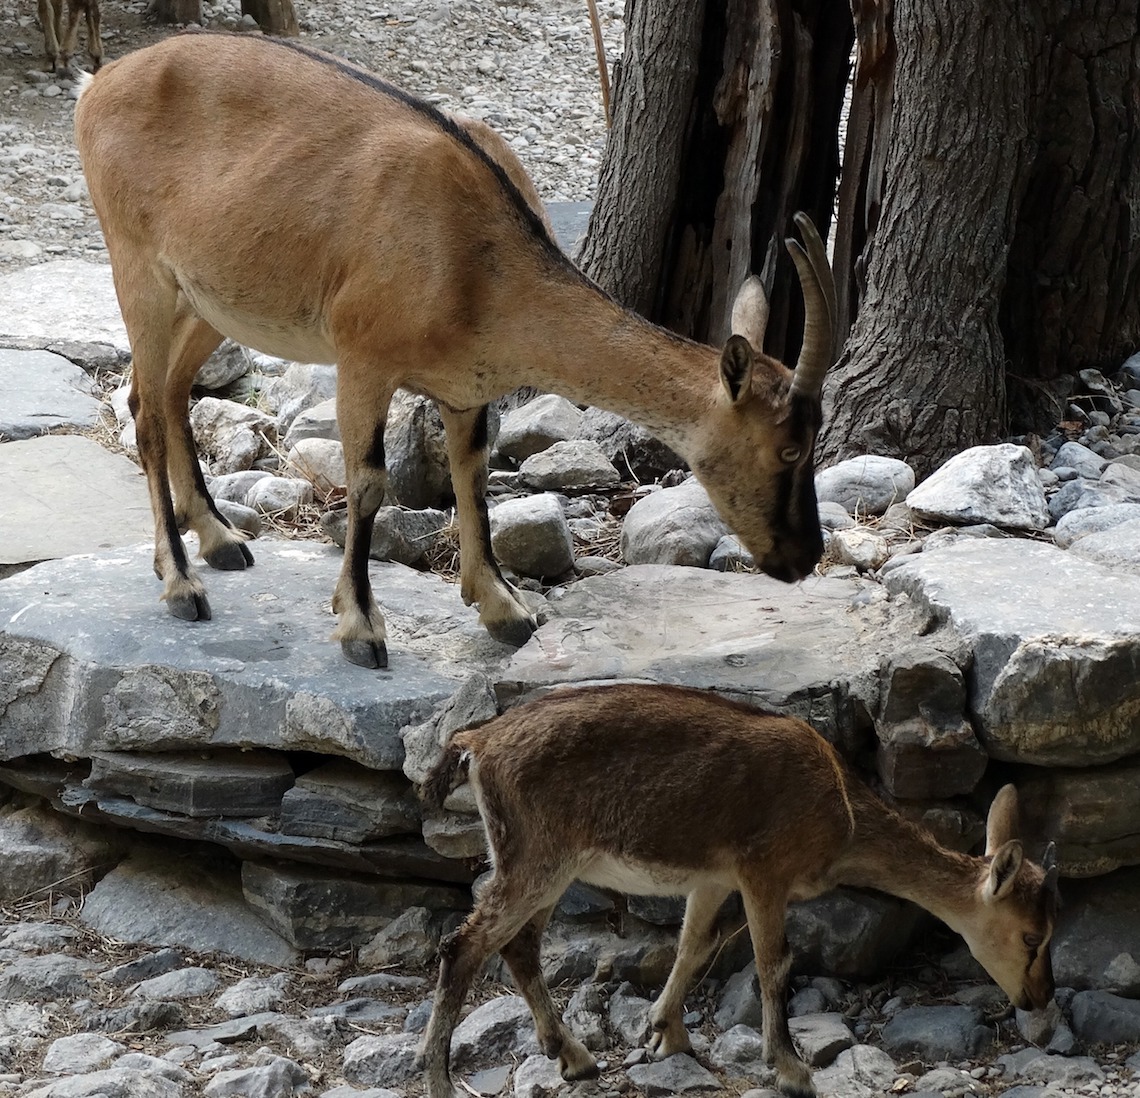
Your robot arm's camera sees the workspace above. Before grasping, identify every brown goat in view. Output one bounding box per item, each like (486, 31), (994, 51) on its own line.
(419, 684), (1059, 1098)
(74, 34), (835, 670)
(39, 0), (102, 75)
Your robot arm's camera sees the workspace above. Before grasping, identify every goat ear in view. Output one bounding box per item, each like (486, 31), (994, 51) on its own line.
(720, 334), (754, 405)
(985, 784), (1020, 854)
(730, 275), (769, 350)
(984, 840), (1024, 903)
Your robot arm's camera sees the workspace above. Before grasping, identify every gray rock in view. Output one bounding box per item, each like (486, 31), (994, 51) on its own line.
(714, 964), (763, 1031)
(0, 539), (503, 770)
(496, 394), (583, 461)
(358, 906), (438, 968)
(450, 994), (539, 1068)
(518, 439), (620, 491)
(788, 889), (920, 979)
(818, 501), (856, 530)
(99, 949), (185, 988)
(280, 760), (420, 843)
(1047, 476), (1137, 523)
(1014, 999), (1062, 1046)
(562, 982), (607, 1050)
(829, 527), (890, 571)
(577, 406), (683, 480)
(189, 397), (277, 473)
(385, 391), (455, 509)
(195, 341), (253, 391)
(21, 1068), (184, 1098)
(214, 499), (262, 538)
(1051, 440), (1108, 479)
(608, 981), (652, 1046)
(0, 260), (129, 352)
(709, 533), (755, 571)
(400, 673), (500, 785)
(512, 1054), (567, 1098)
(1069, 989), (1140, 1044)
(465, 1065), (512, 1096)
(260, 362), (338, 427)
(880, 1005), (993, 1061)
(282, 396), (339, 449)
(1052, 501), (1140, 547)
(86, 750), (294, 818)
(621, 478), (729, 567)
(1067, 516), (1140, 573)
(204, 1056), (309, 1097)
(994, 1048), (1104, 1087)
(321, 505), (450, 567)
(216, 973), (291, 1018)
(0, 435), (152, 567)
(342, 1032), (422, 1087)
(241, 862), (466, 951)
(626, 1054), (721, 1094)
(42, 1032), (125, 1074)
(321, 1086), (402, 1098)
(421, 804), (489, 859)
(0, 347), (104, 439)
(788, 1012), (854, 1067)
(816, 455), (915, 516)
(0, 954), (93, 1000)
(882, 539), (1140, 765)
(208, 469), (272, 504)
(287, 437), (346, 492)
(906, 444), (1049, 530)
(810, 1044), (898, 1098)
(133, 966), (219, 1001)
(489, 493), (574, 578)
(0, 802), (118, 902)
(80, 849), (298, 968)
(708, 1024), (771, 1080)
(247, 475), (313, 518)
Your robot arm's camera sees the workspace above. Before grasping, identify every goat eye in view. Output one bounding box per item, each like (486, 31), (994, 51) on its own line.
(779, 446), (802, 464)
(1023, 933), (1043, 949)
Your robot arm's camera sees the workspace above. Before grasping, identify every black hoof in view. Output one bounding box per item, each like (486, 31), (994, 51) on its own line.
(485, 615), (537, 648)
(341, 638), (388, 669)
(204, 540), (255, 571)
(167, 590), (211, 622)
(562, 1061), (601, 1082)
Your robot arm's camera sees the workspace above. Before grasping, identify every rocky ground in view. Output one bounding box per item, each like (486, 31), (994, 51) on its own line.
(3, 3), (1140, 1097)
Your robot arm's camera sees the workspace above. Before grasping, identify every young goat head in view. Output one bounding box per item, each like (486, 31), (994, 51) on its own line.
(418, 684), (1059, 1098)
(74, 34), (835, 670)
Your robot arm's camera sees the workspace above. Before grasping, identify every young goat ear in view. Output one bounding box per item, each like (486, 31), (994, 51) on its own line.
(984, 840), (1024, 903)
(986, 784), (1021, 854)
(720, 334), (755, 405)
(730, 274), (769, 351)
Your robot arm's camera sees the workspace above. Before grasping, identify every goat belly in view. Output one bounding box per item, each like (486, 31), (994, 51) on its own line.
(576, 852), (729, 897)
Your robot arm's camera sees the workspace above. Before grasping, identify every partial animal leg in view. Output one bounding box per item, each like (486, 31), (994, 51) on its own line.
(420, 876), (562, 1098)
(648, 884), (733, 1058)
(164, 304), (254, 573)
(61, 0), (83, 70)
(499, 905), (597, 1080)
(740, 882), (814, 1098)
(84, 0), (102, 69)
(39, 0), (64, 73)
(117, 259), (210, 621)
(331, 370), (394, 668)
(438, 404), (536, 646)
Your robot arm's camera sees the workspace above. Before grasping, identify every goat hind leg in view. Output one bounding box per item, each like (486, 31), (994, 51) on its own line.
(648, 884), (733, 1058)
(84, 0), (102, 69)
(164, 308), (253, 573)
(39, 0), (63, 72)
(499, 905), (597, 1080)
(331, 380), (393, 668)
(741, 884), (814, 1098)
(439, 404), (536, 647)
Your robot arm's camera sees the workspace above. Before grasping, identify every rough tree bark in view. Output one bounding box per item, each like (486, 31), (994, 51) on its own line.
(821, 0), (1140, 474)
(579, 0), (852, 357)
(150, 0), (298, 35)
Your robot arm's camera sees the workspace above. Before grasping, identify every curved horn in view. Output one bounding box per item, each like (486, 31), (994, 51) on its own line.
(787, 212), (837, 401)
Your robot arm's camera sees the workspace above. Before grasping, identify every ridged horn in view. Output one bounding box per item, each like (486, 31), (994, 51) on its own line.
(787, 212), (837, 401)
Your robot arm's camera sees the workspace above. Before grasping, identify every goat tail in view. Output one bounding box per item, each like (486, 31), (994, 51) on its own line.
(75, 70), (96, 100)
(420, 740), (470, 810)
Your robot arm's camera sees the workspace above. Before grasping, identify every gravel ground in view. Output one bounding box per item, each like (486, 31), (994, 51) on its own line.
(0, 0), (622, 268)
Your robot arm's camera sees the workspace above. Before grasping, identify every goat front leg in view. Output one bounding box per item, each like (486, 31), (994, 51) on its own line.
(648, 884), (733, 1058)
(499, 906), (598, 1080)
(331, 378), (394, 668)
(164, 307), (254, 574)
(38, 0), (64, 74)
(84, 0), (102, 69)
(439, 404), (536, 647)
(741, 883), (814, 1098)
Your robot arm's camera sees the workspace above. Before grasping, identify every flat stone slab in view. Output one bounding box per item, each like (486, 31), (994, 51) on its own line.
(0, 348), (105, 440)
(0, 539), (510, 770)
(0, 435), (153, 565)
(503, 564), (886, 746)
(883, 540), (1140, 766)
(0, 260), (129, 353)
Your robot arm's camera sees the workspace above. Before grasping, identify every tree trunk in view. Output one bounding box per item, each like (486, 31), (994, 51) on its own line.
(820, 0), (1140, 475)
(150, 0), (202, 24)
(241, 0), (300, 37)
(580, 0), (853, 358)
